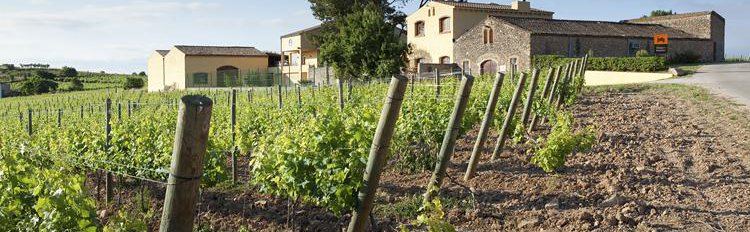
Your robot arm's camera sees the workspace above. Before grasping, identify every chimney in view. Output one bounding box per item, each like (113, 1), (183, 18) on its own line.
(512, 0), (531, 12)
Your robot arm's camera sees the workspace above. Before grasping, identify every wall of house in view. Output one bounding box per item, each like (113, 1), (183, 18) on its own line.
(146, 52), (166, 92)
(0, 83), (9, 98)
(454, 18), (532, 74)
(184, 55), (268, 87)
(406, 1), (456, 67)
(530, 35), (715, 63)
(629, 13), (725, 61)
(163, 49), (186, 91)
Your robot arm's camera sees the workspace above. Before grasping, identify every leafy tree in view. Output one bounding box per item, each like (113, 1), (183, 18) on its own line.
(131, 72), (138, 76)
(138, 71), (146, 76)
(19, 77), (58, 95)
(308, 0), (408, 25)
(60, 66), (78, 77)
(34, 70), (56, 80)
(643, 10), (675, 18)
(316, 3), (408, 80)
(69, 78), (84, 91)
(123, 77), (145, 89)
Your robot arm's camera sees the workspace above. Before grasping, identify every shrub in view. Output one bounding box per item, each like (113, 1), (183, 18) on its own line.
(68, 78), (84, 91)
(668, 51), (702, 64)
(59, 66), (78, 77)
(531, 112), (596, 173)
(635, 49), (651, 57)
(34, 70), (56, 80)
(19, 77), (58, 95)
(533, 55), (666, 72)
(123, 77), (145, 89)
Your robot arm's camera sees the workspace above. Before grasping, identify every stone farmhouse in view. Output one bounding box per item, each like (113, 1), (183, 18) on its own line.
(407, 0), (725, 75)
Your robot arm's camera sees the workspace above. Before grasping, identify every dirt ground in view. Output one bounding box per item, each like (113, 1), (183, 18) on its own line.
(92, 84), (750, 231)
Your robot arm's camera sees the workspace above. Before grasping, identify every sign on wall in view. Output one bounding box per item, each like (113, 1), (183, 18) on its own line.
(654, 34), (669, 54)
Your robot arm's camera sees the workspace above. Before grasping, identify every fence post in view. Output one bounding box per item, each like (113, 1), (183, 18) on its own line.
(27, 109), (32, 136)
(297, 85), (302, 107)
(338, 79), (345, 111)
(118, 102), (122, 122)
(425, 75), (475, 200)
(347, 75), (408, 232)
(556, 62), (573, 108)
(529, 67), (555, 133)
(105, 99), (113, 204)
(464, 73), (504, 181)
(491, 73), (527, 161)
(435, 69), (441, 99)
(520, 69), (540, 126)
(128, 101), (132, 118)
(347, 79), (353, 101)
(80, 105), (84, 119)
(57, 108), (62, 127)
(277, 85), (283, 109)
(231, 89), (237, 185)
(159, 95), (213, 232)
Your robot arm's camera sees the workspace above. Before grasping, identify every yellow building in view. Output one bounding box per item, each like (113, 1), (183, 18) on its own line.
(406, 0), (553, 71)
(147, 45), (269, 91)
(280, 25), (322, 84)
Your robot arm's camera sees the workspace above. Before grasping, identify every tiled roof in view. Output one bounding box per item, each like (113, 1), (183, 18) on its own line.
(433, 0), (553, 14)
(627, 11), (722, 23)
(174, 46), (267, 56)
(281, 24), (322, 38)
(155, 50), (170, 56)
(495, 17), (703, 39)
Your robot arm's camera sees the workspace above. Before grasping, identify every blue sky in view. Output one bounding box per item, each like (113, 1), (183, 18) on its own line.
(1, 0), (748, 73)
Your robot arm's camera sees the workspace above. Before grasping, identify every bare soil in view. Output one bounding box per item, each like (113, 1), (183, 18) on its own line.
(91, 84), (750, 231)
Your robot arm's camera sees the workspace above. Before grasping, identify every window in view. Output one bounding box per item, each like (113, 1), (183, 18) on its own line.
(483, 26), (494, 44)
(193, 73), (208, 85)
(415, 21), (425, 37)
(440, 56), (450, 64)
(439, 17), (451, 33)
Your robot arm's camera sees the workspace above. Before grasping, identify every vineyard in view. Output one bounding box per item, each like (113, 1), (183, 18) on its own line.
(0, 57), (593, 231)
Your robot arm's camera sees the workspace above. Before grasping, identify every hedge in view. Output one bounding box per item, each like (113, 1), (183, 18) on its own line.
(532, 55), (666, 72)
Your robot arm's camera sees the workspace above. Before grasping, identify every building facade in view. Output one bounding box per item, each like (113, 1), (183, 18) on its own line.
(147, 46), (269, 92)
(280, 25), (322, 84)
(409, 0), (725, 74)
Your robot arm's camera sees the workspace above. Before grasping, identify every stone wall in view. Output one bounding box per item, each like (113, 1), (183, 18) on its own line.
(629, 12), (725, 61)
(454, 17), (532, 75)
(531, 35), (714, 63)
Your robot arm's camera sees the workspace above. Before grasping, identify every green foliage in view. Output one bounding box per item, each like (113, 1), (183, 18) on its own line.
(644, 10), (676, 18)
(308, 0), (407, 25)
(34, 70), (56, 80)
(138, 71), (146, 76)
(68, 78), (84, 91)
(19, 77), (58, 95)
(60, 66), (78, 77)
(635, 49), (651, 57)
(123, 77), (145, 89)
(400, 196), (456, 232)
(668, 51), (702, 64)
(318, 3), (408, 80)
(533, 55), (666, 72)
(531, 112), (596, 172)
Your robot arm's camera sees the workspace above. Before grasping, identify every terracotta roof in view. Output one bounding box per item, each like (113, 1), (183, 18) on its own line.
(281, 24), (322, 38)
(627, 11), (723, 23)
(433, 0), (553, 14)
(155, 50), (170, 56)
(494, 17), (703, 39)
(174, 46), (267, 56)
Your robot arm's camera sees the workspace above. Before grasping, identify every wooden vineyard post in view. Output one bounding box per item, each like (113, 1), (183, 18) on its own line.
(57, 108), (62, 127)
(541, 66), (564, 127)
(338, 79), (345, 111)
(529, 67), (556, 133)
(410, 75), (415, 94)
(491, 73), (527, 161)
(297, 85), (302, 107)
(277, 85), (283, 109)
(27, 109), (32, 136)
(347, 76), (408, 232)
(425, 75), (475, 200)
(128, 101), (132, 118)
(80, 105), (84, 119)
(464, 73), (505, 181)
(105, 99), (113, 204)
(231, 89), (238, 185)
(520, 69), (540, 126)
(347, 79), (353, 101)
(435, 69), (441, 99)
(159, 96), (213, 232)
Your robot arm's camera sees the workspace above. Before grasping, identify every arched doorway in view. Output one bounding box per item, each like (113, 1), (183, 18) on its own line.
(217, 66), (239, 87)
(480, 60), (497, 75)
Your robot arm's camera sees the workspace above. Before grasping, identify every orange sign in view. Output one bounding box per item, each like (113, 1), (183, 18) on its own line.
(654, 34), (669, 45)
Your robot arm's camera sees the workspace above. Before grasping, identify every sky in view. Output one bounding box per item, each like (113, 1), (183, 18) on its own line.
(1, 0), (748, 74)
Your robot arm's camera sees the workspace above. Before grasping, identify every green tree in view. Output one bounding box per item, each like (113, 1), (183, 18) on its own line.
(69, 78), (84, 91)
(308, 0), (408, 25)
(316, 3), (408, 80)
(34, 70), (56, 80)
(643, 10), (675, 18)
(60, 66), (78, 77)
(138, 71), (146, 76)
(123, 77), (144, 89)
(19, 77), (58, 95)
